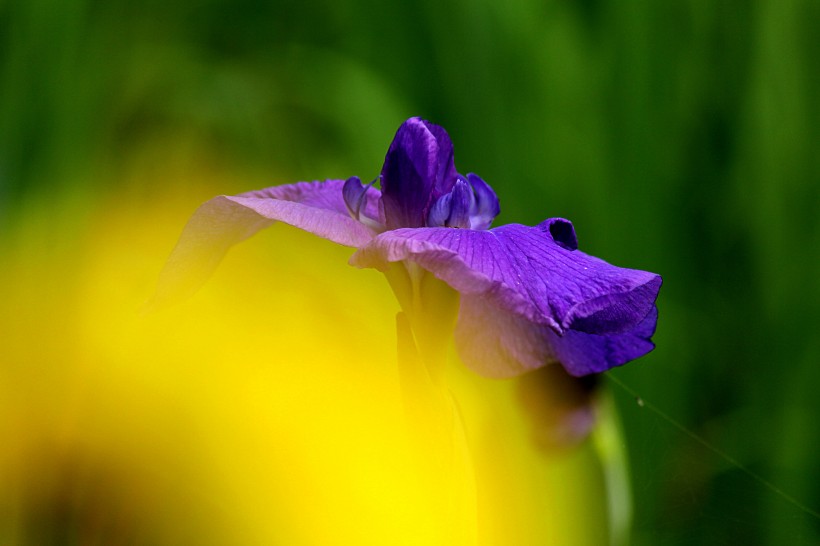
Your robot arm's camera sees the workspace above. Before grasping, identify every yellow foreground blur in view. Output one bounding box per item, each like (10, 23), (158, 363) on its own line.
(0, 179), (616, 545)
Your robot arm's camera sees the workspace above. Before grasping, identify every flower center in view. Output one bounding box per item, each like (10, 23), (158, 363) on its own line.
(426, 174), (500, 230)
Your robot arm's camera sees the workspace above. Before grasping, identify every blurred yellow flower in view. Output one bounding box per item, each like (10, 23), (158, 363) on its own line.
(0, 172), (624, 545)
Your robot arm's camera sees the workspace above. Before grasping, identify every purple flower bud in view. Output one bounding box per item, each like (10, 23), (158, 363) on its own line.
(380, 118), (458, 229)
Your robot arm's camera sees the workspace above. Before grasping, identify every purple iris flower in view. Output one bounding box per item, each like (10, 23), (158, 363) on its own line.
(157, 117), (661, 378)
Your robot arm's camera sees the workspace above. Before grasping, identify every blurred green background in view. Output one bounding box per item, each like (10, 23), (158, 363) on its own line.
(1, 0), (818, 544)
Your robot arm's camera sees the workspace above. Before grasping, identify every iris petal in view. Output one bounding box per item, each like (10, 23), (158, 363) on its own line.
(427, 193), (453, 228)
(551, 306), (659, 376)
(453, 297), (658, 377)
(380, 117), (458, 229)
(342, 176), (369, 220)
(539, 218), (578, 251)
(350, 223), (661, 377)
(466, 173), (500, 230)
(152, 180), (380, 308)
(423, 120), (459, 196)
(447, 179), (474, 229)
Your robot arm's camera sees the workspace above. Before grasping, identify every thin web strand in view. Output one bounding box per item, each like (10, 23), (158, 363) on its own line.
(606, 373), (820, 522)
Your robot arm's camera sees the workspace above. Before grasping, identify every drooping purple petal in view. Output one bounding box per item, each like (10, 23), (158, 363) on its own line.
(454, 295), (657, 377)
(550, 306), (658, 376)
(350, 221), (661, 377)
(151, 180), (381, 308)
(380, 117), (458, 229)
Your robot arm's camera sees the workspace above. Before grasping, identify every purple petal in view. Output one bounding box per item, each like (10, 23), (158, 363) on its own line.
(446, 178), (474, 229)
(152, 180), (380, 308)
(540, 218), (577, 251)
(422, 121), (458, 196)
(427, 178), (474, 229)
(380, 117), (458, 229)
(427, 193), (453, 228)
(241, 179), (381, 229)
(342, 176), (369, 220)
(466, 173), (500, 230)
(453, 294), (554, 377)
(551, 306), (658, 375)
(350, 222), (661, 377)
(454, 296), (657, 377)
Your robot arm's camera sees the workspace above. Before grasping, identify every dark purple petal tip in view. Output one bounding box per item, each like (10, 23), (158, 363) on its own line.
(539, 218), (578, 251)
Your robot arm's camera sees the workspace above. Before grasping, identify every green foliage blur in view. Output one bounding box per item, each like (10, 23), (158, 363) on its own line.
(1, 0), (818, 544)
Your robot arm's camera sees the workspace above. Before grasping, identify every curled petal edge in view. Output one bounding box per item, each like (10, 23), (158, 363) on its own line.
(455, 295), (658, 377)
